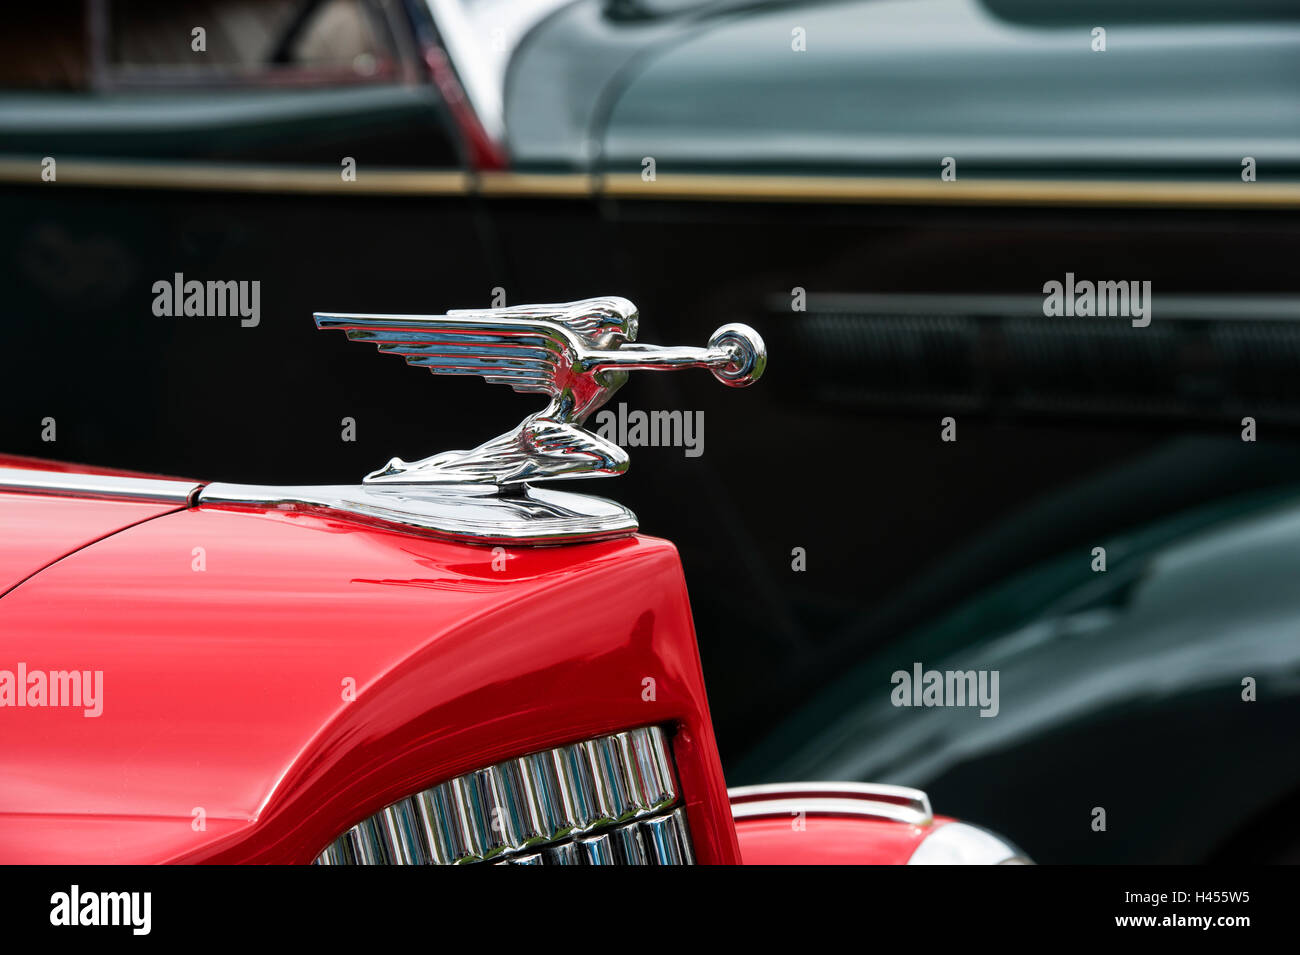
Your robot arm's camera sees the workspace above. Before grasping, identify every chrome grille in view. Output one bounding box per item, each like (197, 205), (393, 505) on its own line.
(316, 726), (695, 865)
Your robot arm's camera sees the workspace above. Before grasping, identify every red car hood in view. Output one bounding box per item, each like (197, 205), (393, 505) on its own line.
(0, 462), (738, 864)
(0, 455), (199, 595)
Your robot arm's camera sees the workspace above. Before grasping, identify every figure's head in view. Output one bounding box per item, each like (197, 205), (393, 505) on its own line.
(557, 296), (638, 348)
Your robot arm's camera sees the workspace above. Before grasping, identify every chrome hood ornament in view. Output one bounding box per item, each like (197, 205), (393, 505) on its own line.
(194, 297), (764, 546)
(314, 297), (765, 487)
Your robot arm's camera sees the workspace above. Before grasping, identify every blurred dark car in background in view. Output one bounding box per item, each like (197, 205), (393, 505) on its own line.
(3, 0), (1300, 862)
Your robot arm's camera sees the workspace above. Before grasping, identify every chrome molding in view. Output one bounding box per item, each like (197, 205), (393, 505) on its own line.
(597, 172), (1300, 209)
(195, 480), (638, 544)
(0, 466), (200, 504)
(728, 782), (934, 827)
(4, 156), (1300, 208)
(907, 822), (1033, 865)
(315, 297), (765, 487)
(317, 726), (695, 865)
(0, 157), (474, 195)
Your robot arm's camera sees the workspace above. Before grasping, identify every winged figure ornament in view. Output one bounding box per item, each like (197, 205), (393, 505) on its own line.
(314, 297), (765, 488)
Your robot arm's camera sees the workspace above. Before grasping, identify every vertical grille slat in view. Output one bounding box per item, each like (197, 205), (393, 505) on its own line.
(452, 774), (489, 860)
(351, 815), (390, 865)
(578, 832), (616, 864)
(545, 842), (581, 865)
(631, 725), (676, 811)
(476, 766), (518, 857)
(642, 813), (686, 865)
(613, 819), (649, 865)
(547, 746), (585, 834)
(315, 726), (694, 866)
(379, 800), (426, 865)
(500, 757), (546, 847)
(612, 731), (648, 812)
(560, 742), (602, 829)
(671, 807), (696, 865)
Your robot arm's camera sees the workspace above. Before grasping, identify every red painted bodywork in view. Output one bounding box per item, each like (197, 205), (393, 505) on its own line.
(0, 486), (739, 863)
(735, 815), (955, 865)
(0, 492), (183, 596)
(0, 459), (945, 865)
(0, 455), (197, 592)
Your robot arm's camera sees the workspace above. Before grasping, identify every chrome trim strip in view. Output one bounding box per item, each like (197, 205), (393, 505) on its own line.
(728, 782), (934, 827)
(3, 156), (1297, 208)
(597, 172), (1300, 209)
(316, 726), (690, 865)
(907, 822), (1033, 866)
(0, 467), (201, 504)
(195, 481), (637, 545)
(0, 157), (473, 195)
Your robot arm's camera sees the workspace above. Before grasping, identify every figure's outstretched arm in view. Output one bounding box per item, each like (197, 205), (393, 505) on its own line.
(583, 324), (766, 387)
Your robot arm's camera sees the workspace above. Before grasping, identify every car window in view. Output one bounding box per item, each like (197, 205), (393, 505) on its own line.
(0, 1), (467, 168)
(0, 8), (90, 90)
(0, 0), (411, 92)
(105, 0), (405, 87)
